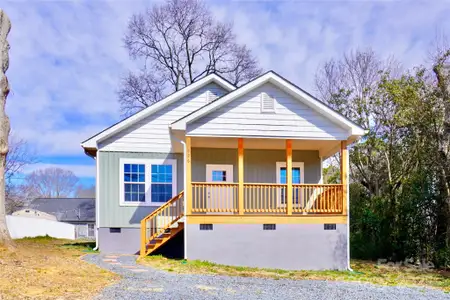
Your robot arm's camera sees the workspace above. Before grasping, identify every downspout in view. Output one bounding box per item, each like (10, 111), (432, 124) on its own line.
(346, 151), (353, 271)
(93, 151), (100, 251)
(173, 135), (188, 259)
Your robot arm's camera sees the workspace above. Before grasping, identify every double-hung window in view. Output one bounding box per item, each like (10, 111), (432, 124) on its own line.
(120, 158), (177, 206)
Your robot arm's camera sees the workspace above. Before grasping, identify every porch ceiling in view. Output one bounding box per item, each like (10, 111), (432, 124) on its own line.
(189, 136), (341, 158)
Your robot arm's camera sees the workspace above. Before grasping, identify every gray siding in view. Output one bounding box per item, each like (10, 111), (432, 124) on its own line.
(98, 148), (319, 228)
(98, 151), (183, 228)
(192, 148), (320, 184)
(100, 83), (228, 153)
(186, 224), (348, 270)
(188, 82), (348, 139)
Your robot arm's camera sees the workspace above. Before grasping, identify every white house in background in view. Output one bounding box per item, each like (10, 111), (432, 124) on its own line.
(14, 198), (96, 239)
(81, 71), (366, 270)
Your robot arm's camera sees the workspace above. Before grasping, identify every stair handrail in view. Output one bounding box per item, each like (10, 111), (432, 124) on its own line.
(140, 191), (184, 256)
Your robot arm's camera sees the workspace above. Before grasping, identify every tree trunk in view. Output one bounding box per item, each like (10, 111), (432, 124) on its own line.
(0, 9), (12, 246)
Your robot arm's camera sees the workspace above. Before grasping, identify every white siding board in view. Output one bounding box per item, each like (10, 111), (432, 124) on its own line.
(188, 83), (349, 139)
(100, 83), (227, 152)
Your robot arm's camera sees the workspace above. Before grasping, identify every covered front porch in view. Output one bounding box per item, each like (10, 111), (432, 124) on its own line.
(185, 136), (349, 218)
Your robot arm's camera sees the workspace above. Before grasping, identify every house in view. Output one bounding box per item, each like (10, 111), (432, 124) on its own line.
(81, 71), (366, 270)
(14, 198), (96, 239)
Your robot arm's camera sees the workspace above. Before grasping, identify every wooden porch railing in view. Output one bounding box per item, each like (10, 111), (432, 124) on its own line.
(192, 182), (238, 213)
(189, 183), (343, 215)
(140, 191), (184, 256)
(244, 183), (286, 213)
(292, 184), (343, 214)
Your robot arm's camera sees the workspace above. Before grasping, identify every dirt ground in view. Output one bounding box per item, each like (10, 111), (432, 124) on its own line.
(0, 237), (118, 299)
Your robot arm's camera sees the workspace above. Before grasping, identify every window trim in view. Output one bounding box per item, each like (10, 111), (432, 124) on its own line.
(119, 158), (177, 207)
(276, 161), (304, 207)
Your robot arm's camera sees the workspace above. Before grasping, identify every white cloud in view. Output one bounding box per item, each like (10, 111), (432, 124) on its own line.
(2, 0), (450, 176)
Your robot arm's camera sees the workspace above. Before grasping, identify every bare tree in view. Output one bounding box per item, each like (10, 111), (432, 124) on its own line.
(315, 49), (400, 197)
(120, 0), (262, 116)
(4, 136), (37, 213)
(75, 185), (95, 198)
(0, 9), (11, 245)
(6, 135), (36, 181)
(25, 168), (79, 198)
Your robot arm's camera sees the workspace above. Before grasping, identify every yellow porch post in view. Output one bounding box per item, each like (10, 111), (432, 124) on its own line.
(340, 140), (348, 215)
(186, 136), (192, 215)
(238, 138), (244, 215)
(286, 139), (293, 215)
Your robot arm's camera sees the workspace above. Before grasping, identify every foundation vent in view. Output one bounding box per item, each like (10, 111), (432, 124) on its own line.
(263, 224), (276, 230)
(200, 224), (213, 231)
(110, 228), (121, 233)
(324, 224), (336, 230)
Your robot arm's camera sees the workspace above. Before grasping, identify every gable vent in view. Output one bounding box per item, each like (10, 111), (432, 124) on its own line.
(260, 92), (275, 112)
(206, 91), (217, 104)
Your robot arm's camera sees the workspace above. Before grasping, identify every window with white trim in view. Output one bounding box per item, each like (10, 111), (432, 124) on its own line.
(260, 92), (275, 113)
(119, 158), (177, 206)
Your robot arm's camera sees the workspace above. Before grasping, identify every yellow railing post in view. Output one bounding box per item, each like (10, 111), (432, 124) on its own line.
(286, 139), (293, 215)
(186, 136), (192, 215)
(140, 219), (146, 257)
(238, 138), (244, 215)
(340, 140), (348, 215)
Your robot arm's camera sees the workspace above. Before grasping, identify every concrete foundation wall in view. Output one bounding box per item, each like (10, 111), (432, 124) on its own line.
(98, 227), (141, 254)
(186, 223), (348, 270)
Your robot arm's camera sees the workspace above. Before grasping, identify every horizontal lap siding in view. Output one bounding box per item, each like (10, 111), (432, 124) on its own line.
(192, 148), (320, 184)
(188, 83), (348, 139)
(100, 83), (227, 152)
(98, 151), (183, 228)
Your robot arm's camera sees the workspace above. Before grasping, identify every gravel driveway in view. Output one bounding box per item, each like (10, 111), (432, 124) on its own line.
(83, 254), (450, 300)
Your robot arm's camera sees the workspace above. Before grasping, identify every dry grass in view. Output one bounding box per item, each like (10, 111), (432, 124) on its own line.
(0, 236), (118, 299)
(139, 256), (450, 292)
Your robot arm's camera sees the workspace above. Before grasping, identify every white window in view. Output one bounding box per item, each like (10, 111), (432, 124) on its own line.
(260, 92), (275, 113)
(276, 162), (304, 206)
(119, 158), (177, 206)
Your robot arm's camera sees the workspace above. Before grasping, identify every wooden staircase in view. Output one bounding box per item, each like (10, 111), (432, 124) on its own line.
(140, 191), (184, 257)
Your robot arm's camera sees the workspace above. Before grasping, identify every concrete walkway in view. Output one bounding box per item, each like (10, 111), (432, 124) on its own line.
(83, 254), (450, 300)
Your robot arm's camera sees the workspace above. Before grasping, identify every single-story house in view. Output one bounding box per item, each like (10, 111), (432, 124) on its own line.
(14, 197), (96, 239)
(81, 71), (366, 270)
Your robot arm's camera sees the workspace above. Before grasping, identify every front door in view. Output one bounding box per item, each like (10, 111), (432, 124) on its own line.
(206, 164), (234, 212)
(276, 162), (304, 207)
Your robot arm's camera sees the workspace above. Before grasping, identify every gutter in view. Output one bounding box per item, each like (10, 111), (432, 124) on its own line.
(346, 154), (353, 272)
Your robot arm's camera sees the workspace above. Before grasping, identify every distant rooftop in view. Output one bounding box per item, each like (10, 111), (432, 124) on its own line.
(29, 198), (95, 223)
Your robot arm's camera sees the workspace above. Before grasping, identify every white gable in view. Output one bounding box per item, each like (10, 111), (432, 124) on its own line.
(187, 82), (349, 139)
(99, 83), (228, 152)
(81, 73), (235, 150)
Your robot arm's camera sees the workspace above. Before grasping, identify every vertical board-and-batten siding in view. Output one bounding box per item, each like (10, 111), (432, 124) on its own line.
(99, 83), (227, 152)
(98, 151), (183, 228)
(187, 82), (349, 139)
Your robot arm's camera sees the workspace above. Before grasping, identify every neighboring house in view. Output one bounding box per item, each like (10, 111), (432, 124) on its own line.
(81, 71), (366, 270)
(15, 198), (96, 239)
(13, 209), (57, 221)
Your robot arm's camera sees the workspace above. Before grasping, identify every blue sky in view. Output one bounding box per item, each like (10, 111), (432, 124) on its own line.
(2, 0), (449, 187)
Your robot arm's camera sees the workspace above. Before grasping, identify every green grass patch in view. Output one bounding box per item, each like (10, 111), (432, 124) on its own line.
(138, 255), (450, 292)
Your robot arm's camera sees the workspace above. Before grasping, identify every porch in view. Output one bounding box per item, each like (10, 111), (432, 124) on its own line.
(186, 136), (349, 217)
(140, 136), (349, 256)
